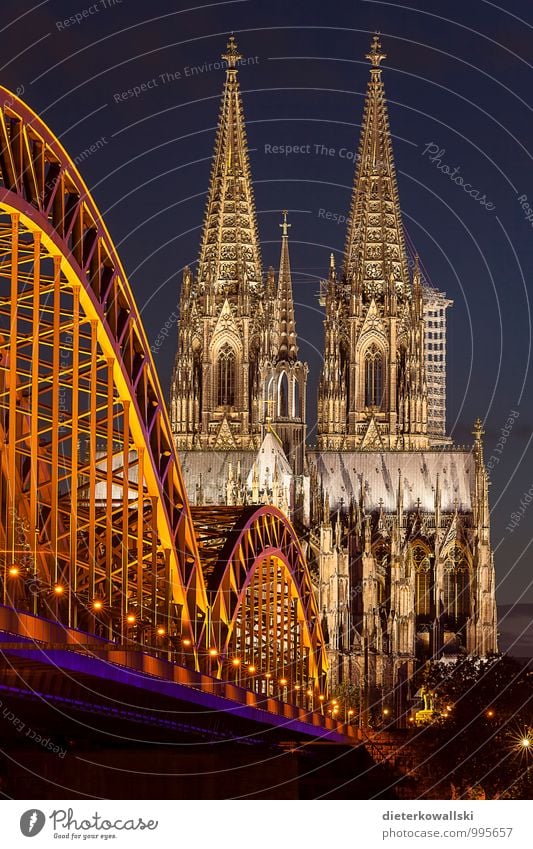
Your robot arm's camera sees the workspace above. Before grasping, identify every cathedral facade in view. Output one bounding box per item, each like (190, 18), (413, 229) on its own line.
(170, 35), (498, 720)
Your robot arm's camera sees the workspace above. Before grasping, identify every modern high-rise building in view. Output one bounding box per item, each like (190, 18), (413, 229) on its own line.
(423, 286), (453, 441)
(170, 35), (498, 720)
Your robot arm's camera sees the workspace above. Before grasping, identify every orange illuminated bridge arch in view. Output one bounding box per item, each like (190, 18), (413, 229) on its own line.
(0, 87), (327, 697)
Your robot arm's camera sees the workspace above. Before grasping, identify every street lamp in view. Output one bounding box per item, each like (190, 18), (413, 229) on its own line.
(231, 657), (241, 685)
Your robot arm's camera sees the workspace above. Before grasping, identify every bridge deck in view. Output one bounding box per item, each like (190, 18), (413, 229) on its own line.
(0, 605), (357, 746)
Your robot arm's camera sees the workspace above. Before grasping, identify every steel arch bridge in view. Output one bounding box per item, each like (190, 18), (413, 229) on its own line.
(0, 87), (327, 708)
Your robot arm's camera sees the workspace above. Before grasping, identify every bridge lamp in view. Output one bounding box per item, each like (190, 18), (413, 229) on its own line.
(348, 710), (354, 717)
(92, 599), (103, 611)
(306, 689), (312, 697)
(279, 677), (287, 686)
(520, 737), (531, 749)
(182, 638), (192, 647)
(53, 584), (65, 596)
(209, 648), (218, 657)
(231, 658), (241, 667)
(264, 672), (272, 679)
(318, 694), (325, 702)
(248, 665), (256, 674)
(294, 684), (301, 691)
(126, 613), (136, 624)
(8, 565), (20, 577)
(157, 627), (166, 636)
(486, 709), (495, 718)
(332, 699), (338, 706)
(383, 708), (390, 716)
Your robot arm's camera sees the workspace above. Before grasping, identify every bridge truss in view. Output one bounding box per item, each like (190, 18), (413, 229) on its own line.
(0, 87), (327, 701)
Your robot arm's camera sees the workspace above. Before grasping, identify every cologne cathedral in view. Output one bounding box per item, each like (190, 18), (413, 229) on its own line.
(170, 35), (498, 717)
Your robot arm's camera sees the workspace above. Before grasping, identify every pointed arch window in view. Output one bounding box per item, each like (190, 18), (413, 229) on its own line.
(444, 555), (470, 620)
(217, 343), (236, 406)
(293, 378), (300, 418)
(413, 545), (432, 617)
(279, 373), (289, 418)
(364, 344), (383, 407)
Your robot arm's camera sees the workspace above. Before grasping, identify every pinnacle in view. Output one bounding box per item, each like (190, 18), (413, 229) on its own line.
(275, 211), (298, 362)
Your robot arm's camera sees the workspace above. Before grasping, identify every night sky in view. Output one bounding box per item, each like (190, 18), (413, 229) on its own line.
(2, 1), (532, 651)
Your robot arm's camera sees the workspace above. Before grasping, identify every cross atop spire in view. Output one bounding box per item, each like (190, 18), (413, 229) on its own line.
(366, 33), (387, 69)
(222, 34), (243, 69)
(280, 209), (291, 238)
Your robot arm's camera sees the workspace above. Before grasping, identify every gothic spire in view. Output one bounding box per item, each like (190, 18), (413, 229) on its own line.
(275, 210), (298, 361)
(197, 35), (263, 295)
(342, 35), (410, 301)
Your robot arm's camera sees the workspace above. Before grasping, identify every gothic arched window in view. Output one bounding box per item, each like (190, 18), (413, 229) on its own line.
(413, 545), (432, 617)
(279, 373), (289, 418)
(444, 555), (470, 620)
(217, 343), (236, 406)
(364, 344), (383, 407)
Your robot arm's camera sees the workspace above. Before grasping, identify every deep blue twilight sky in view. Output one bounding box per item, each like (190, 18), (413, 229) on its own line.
(2, 0), (532, 652)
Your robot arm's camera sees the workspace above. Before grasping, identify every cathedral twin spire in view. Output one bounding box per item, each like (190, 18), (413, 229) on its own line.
(317, 33), (430, 449)
(197, 35), (263, 298)
(171, 36), (304, 454)
(343, 34), (410, 301)
(173, 32), (431, 454)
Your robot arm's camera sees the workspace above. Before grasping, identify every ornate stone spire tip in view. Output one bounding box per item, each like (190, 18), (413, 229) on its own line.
(280, 209), (291, 237)
(473, 417), (485, 440)
(366, 33), (386, 68)
(222, 33), (243, 68)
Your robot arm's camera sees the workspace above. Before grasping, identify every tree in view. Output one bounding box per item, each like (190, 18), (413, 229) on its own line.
(420, 654), (533, 798)
(331, 680), (360, 721)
